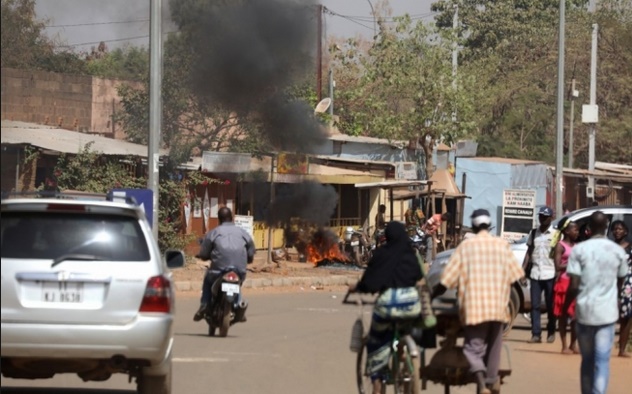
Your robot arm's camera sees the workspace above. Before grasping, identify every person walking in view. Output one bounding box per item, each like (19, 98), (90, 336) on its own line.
(611, 220), (631, 358)
(434, 209), (524, 394)
(404, 200), (425, 237)
(521, 206), (557, 344)
(564, 211), (629, 394)
(551, 217), (579, 354)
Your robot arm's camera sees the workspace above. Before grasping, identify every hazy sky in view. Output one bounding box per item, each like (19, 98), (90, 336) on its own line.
(35, 0), (436, 52)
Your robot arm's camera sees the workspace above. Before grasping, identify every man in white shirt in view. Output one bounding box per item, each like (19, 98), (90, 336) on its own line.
(522, 206), (556, 344)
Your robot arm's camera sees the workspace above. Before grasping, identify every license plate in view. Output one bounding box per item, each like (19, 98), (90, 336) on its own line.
(42, 282), (84, 303)
(221, 283), (240, 296)
(350, 240), (360, 246)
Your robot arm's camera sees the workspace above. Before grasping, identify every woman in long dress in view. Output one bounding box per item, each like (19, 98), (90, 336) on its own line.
(612, 220), (631, 358)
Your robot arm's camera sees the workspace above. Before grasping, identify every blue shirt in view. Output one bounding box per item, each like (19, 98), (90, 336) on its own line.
(198, 222), (256, 273)
(566, 236), (629, 326)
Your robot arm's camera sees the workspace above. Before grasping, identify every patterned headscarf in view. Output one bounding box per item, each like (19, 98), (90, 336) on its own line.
(549, 216), (572, 257)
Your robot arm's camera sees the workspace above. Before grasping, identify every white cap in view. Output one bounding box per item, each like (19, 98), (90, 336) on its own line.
(471, 209), (491, 227)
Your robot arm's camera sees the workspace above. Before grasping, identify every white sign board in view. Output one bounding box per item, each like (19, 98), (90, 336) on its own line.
(234, 215), (254, 238)
(202, 151), (251, 173)
(500, 189), (537, 242)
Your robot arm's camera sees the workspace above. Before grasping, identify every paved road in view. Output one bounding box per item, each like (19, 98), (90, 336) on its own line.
(2, 290), (630, 393)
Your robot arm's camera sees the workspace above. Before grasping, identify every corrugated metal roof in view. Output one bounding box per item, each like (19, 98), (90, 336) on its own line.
(355, 180), (429, 189)
(1, 120), (168, 157)
(327, 132), (409, 148)
(467, 156), (545, 165)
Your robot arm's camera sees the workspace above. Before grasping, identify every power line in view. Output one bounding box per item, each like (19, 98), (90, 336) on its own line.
(46, 19), (150, 28)
(57, 31), (180, 48)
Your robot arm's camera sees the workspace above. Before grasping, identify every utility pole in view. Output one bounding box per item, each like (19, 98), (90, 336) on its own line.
(328, 68), (334, 117)
(267, 155), (276, 264)
(316, 4), (323, 102)
(554, 0), (565, 217)
(148, 0), (162, 239)
(452, 3), (458, 92)
(568, 78), (578, 168)
(586, 24), (599, 203)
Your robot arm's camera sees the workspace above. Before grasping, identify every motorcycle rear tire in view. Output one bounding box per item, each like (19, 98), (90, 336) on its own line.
(208, 324), (217, 336)
(219, 302), (231, 337)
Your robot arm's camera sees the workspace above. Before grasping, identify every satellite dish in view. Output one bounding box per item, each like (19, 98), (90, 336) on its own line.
(314, 98), (332, 114)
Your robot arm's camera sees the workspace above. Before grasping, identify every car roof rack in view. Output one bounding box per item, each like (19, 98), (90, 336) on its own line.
(1, 190), (139, 205)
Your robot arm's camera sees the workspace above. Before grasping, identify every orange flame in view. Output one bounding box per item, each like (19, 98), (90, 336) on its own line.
(306, 229), (350, 265)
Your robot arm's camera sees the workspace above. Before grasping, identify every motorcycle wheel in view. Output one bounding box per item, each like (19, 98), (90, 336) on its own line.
(208, 324), (217, 336)
(219, 302), (231, 337)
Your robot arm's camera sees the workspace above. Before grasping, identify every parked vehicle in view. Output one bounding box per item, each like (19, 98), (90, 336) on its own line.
(427, 205), (632, 331)
(341, 226), (372, 267)
(203, 266), (248, 337)
(1, 192), (185, 394)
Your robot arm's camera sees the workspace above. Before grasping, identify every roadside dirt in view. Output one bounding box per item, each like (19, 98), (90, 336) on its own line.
(172, 253), (363, 295)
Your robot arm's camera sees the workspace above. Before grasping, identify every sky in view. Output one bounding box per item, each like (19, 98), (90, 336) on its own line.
(35, 0), (436, 53)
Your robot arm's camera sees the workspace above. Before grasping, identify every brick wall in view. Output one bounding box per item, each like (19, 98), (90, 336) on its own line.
(1, 68), (139, 138)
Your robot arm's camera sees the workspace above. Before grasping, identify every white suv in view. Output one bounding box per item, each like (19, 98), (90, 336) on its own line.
(1, 194), (184, 394)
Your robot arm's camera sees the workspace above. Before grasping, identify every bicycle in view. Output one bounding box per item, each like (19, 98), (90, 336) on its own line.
(343, 291), (422, 394)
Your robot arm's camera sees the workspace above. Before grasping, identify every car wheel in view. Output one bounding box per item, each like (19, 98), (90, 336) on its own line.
(137, 363), (171, 394)
(503, 287), (520, 335)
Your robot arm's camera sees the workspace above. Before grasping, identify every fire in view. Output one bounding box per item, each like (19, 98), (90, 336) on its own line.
(306, 228), (349, 265)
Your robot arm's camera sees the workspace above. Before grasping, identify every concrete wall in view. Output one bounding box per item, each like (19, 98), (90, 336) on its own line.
(1, 68), (137, 139)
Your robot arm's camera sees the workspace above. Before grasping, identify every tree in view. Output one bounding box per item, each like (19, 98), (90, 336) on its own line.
(331, 15), (480, 178)
(430, 0), (631, 166)
(1, 0), (86, 73)
(85, 45), (150, 81)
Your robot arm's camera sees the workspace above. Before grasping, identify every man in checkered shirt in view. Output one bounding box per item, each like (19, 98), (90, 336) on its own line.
(436, 209), (524, 394)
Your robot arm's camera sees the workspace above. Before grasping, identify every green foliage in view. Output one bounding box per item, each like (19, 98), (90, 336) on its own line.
(44, 144), (201, 252)
(1, 0), (86, 73)
(86, 46), (149, 81)
(428, 0), (631, 165)
(331, 15), (480, 178)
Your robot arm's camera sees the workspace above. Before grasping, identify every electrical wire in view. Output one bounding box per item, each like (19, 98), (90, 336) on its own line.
(45, 19), (150, 28)
(58, 31), (176, 48)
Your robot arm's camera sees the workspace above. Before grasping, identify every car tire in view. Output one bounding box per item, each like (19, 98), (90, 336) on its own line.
(137, 363), (171, 394)
(503, 287), (520, 335)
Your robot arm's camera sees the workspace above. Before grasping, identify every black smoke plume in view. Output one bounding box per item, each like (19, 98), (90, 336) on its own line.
(185, 0), (327, 152)
(267, 181), (338, 226)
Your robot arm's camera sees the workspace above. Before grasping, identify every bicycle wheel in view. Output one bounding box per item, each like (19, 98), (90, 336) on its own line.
(356, 339), (387, 394)
(392, 338), (421, 394)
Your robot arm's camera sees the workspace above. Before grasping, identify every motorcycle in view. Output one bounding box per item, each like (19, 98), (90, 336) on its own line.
(410, 227), (428, 256)
(340, 226), (371, 267)
(204, 266), (248, 337)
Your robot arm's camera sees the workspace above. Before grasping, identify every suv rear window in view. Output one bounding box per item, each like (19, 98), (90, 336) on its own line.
(1, 212), (150, 261)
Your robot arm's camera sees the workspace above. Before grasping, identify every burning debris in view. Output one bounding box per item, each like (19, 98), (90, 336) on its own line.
(305, 228), (349, 266)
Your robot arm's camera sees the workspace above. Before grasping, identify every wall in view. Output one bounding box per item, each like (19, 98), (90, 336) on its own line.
(1, 68), (137, 138)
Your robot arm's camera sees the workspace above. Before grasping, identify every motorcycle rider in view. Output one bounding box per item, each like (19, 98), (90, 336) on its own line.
(193, 207), (256, 322)
(373, 204), (387, 244)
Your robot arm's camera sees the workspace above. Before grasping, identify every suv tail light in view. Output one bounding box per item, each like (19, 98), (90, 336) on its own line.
(139, 276), (172, 313)
(223, 271), (240, 283)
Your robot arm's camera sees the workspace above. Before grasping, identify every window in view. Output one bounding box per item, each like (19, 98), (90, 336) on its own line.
(1, 212), (150, 261)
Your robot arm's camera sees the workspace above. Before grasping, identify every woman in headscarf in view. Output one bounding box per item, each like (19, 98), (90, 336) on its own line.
(552, 217), (580, 354)
(349, 221), (423, 394)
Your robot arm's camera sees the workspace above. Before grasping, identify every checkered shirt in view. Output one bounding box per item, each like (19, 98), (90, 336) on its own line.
(441, 231), (524, 325)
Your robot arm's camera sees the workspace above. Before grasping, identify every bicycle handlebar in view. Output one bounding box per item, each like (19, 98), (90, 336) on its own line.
(342, 291), (376, 305)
